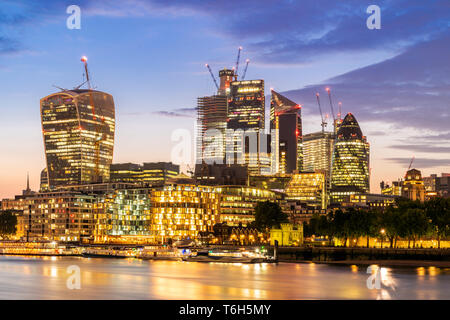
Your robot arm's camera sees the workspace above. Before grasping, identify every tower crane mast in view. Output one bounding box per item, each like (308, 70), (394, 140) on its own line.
(205, 64), (219, 91)
(316, 92), (327, 132)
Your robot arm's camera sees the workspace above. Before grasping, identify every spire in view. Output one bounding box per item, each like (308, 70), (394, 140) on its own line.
(27, 172), (30, 191)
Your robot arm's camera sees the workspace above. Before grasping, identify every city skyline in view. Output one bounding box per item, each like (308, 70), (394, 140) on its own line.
(1, 0), (450, 198)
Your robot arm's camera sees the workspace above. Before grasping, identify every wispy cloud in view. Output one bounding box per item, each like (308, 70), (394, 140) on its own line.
(385, 157), (450, 168)
(123, 107), (196, 118)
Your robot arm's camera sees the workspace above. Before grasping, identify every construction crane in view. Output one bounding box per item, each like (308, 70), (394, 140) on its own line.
(408, 156), (415, 170)
(325, 87), (336, 121)
(241, 59), (250, 80)
(205, 63), (219, 91)
(234, 46), (242, 80)
(316, 92), (327, 132)
(81, 56), (107, 183)
(338, 101), (342, 120)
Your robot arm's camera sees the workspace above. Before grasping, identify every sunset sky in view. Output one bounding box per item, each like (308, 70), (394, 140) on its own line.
(0, 0), (449, 198)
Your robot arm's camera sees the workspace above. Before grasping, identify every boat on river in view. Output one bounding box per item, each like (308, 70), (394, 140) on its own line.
(82, 247), (136, 258)
(182, 249), (272, 263)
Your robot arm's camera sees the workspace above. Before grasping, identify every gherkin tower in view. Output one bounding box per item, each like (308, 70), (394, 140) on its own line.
(330, 113), (370, 203)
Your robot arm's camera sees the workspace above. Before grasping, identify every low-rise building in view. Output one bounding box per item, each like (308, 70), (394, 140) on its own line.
(270, 223), (303, 246)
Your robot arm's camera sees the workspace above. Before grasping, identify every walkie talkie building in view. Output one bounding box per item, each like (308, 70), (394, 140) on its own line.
(40, 89), (115, 189)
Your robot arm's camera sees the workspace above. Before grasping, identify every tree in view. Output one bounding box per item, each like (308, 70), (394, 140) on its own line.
(424, 197), (450, 248)
(404, 208), (428, 248)
(0, 211), (18, 238)
(253, 201), (288, 232)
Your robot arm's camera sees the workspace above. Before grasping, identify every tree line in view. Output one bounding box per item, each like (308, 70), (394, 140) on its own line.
(304, 197), (450, 248)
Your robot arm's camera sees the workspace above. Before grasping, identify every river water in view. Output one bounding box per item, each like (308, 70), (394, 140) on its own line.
(0, 255), (448, 299)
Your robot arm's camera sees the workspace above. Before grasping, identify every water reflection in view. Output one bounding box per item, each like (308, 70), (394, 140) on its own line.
(0, 256), (448, 299)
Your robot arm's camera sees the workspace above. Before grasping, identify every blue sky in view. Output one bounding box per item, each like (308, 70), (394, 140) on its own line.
(0, 0), (449, 198)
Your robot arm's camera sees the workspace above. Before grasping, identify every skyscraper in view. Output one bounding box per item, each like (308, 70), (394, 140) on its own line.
(227, 80), (267, 174)
(40, 89), (115, 189)
(330, 113), (370, 203)
(196, 69), (234, 164)
(270, 90), (302, 174)
(196, 95), (228, 164)
(302, 131), (335, 180)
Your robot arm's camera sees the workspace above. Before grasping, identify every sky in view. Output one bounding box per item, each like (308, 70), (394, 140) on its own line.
(0, 0), (449, 198)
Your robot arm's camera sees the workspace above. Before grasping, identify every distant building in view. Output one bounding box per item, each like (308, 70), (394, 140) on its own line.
(346, 193), (397, 208)
(381, 180), (402, 196)
(40, 89), (115, 188)
(227, 80), (268, 174)
(302, 131), (335, 183)
(194, 163), (248, 186)
(215, 186), (278, 227)
(109, 162), (179, 186)
(270, 223), (303, 246)
(330, 113), (370, 204)
(270, 90), (302, 174)
(23, 191), (97, 242)
(402, 169), (425, 202)
(40, 168), (49, 192)
(249, 174), (292, 191)
(196, 95), (228, 164)
(285, 172), (327, 209)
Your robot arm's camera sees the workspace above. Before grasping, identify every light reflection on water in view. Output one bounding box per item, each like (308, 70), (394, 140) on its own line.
(0, 256), (448, 300)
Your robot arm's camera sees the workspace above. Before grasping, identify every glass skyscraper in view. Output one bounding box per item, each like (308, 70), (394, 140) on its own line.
(330, 113), (370, 203)
(227, 80), (268, 174)
(40, 89), (115, 189)
(270, 90), (302, 174)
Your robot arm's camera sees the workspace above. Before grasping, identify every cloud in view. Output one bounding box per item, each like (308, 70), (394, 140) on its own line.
(281, 34), (450, 133)
(389, 145), (450, 154)
(385, 157), (450, 169)
(123, 107), (196, 118)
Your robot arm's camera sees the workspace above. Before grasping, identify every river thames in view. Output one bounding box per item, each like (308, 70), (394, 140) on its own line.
(0, 256), (448, 299)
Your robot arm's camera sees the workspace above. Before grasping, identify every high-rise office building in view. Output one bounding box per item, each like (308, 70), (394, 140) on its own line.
(330, 113), (370, 204)
(196, 95), (228, 164)
(227, 80), (267, 174)
(40, 89), (115, 189)
(302, 131), (335, 180)
(270, 90), (302, 174)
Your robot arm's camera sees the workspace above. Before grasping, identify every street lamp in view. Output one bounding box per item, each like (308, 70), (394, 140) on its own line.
(380, 229), (385, 248)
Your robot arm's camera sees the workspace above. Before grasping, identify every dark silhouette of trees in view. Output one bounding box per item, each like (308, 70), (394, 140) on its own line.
(303, 197), (449, 248)
(253, 201), (288, 232)
(0, 211), (17, 238)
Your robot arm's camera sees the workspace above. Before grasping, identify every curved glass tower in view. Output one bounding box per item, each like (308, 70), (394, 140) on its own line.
(330, 113), (369, 203)
(40, 89), (115, 188)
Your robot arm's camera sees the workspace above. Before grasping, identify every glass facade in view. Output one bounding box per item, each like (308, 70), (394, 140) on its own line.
(330, 113), (370, 203)
(216, 186), (277, 226)
(227, 80), (267, 174)
(302, 131), (335, 184)
(196, 95), (228, 164)
(40, 89), (115, 188)
(285, 172), (327, 209)
(270, 90), (302, 174)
